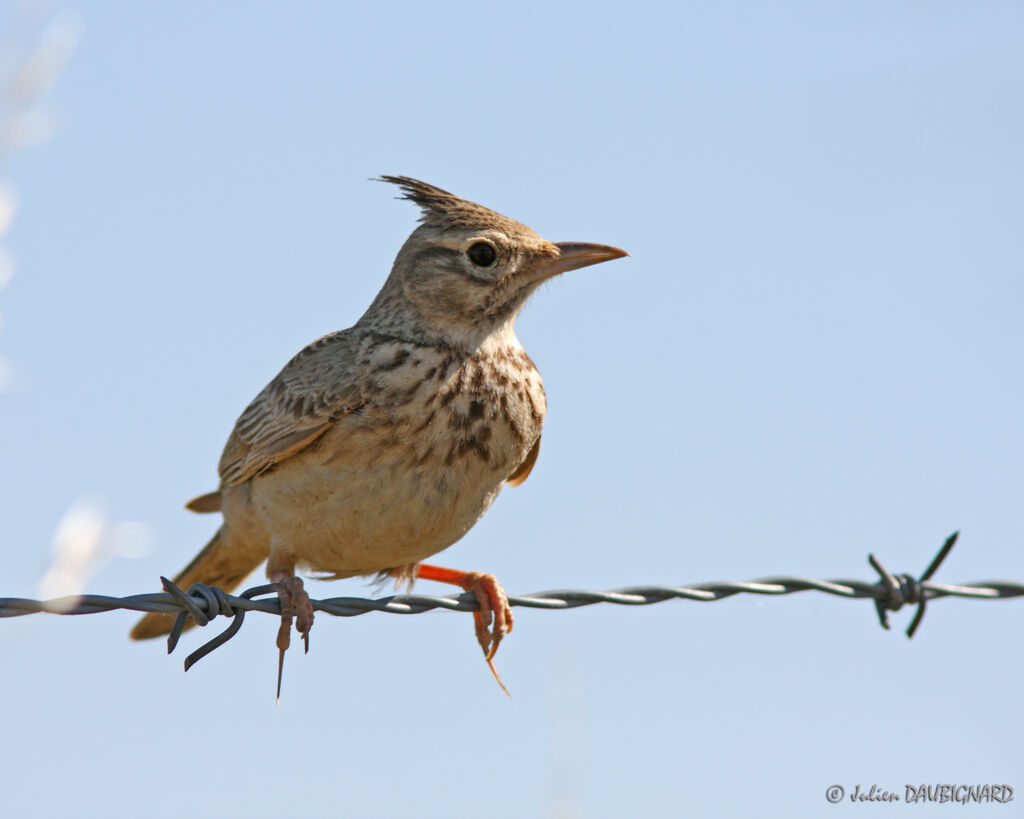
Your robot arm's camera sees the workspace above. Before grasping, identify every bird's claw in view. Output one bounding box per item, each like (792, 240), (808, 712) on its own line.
(461, 571), (513, 695)
(272, 576), (314, 703)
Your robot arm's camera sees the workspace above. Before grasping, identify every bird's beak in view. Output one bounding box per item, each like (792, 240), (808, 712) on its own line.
(529, 242), (629, 283)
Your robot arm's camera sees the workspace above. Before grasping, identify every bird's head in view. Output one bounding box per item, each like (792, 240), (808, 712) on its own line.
(362, 176), (627, 349)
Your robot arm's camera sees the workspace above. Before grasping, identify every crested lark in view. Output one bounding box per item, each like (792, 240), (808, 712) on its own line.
(131, 176), (627, 691)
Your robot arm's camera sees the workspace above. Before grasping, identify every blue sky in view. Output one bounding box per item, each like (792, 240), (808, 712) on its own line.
(2, 2), (1022, 817)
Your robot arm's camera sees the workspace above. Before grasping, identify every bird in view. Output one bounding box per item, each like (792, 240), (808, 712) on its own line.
(130, 176), (627, 694)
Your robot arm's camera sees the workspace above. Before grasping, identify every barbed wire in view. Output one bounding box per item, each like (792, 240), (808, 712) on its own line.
(2, 531), (1022, 671)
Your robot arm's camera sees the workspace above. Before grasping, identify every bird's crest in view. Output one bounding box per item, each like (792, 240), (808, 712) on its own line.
(377, 175), (525, 235)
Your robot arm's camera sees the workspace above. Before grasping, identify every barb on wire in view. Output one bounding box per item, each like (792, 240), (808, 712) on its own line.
(868, 530), (960, 637)
(1, 531), (1021, 671)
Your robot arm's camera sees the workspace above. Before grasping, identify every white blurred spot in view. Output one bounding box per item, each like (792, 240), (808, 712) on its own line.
(0, 8), (79, 155)
(0, 246), (14, 290)
(3, 11), (81, 104)
(0, 4), (79, 390)
(0, 105), (59, 152)
(107, 521), (153, 559)
(0, 188), (15, 302)
(0, 183), (16, 239)
(37, 498), (154, 608)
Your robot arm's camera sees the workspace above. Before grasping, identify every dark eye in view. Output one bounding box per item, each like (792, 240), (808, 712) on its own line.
(467, 241), (497, 268)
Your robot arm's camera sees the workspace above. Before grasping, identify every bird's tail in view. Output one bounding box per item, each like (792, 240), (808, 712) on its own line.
(130, 526), (261, 640)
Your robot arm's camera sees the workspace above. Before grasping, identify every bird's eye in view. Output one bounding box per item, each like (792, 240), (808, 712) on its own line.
(467, 241), (497, 268)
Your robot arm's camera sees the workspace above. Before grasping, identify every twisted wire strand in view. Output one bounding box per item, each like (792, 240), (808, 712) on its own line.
(2, 531), (1021, 670)
(3, 576), (1020, 621)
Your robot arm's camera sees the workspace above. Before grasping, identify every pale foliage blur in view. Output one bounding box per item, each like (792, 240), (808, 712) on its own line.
(38, 497), (153, 606)
(0, 2), (81, 389)
(3, 10), (154, 604)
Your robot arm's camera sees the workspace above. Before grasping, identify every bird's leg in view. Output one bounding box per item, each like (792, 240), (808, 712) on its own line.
(413, 563), (513, 695)
(268, 566), (314, 703)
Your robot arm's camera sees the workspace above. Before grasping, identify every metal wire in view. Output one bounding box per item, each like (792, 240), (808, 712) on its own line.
(2, 531), (1022, 670)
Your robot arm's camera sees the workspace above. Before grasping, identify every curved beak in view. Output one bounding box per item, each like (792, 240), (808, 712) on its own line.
(530, 241), (629, 283)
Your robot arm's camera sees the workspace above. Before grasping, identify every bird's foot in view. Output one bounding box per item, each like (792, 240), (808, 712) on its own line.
(270, 575), (314, 703)
(461, 571), (513, 662)
(414, 564), (513, 695)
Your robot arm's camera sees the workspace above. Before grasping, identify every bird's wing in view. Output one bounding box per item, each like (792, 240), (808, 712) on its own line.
(218, 330), (368, 487)
(506, 435), (540, 487)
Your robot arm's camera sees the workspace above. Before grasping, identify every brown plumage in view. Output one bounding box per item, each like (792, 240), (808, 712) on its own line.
(130, 176), (626, 690)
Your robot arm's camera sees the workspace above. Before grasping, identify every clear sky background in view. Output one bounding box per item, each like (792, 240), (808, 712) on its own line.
(1, 2), (1022, 817)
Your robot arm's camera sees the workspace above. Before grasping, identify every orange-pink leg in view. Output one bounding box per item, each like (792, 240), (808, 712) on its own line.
(415, 563), (513, 695)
